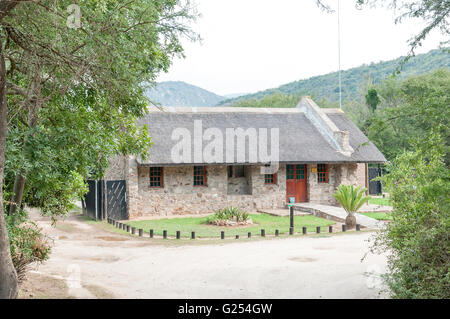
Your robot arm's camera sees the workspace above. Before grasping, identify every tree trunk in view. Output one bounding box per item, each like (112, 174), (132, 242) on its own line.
(9, 66), (41, 216)
(0, 36), (18, 299)
(9, 174), (25, 216)
(345, 214), (357, 229)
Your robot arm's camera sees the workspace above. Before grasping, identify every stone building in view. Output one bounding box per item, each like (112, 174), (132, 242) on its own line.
(103, 97), (386, 220)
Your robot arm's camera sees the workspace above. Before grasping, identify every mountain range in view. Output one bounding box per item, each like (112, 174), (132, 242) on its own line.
(145, 81), (226, 107)
(220, 48), (449, 106)
(146, 48), (449, 107)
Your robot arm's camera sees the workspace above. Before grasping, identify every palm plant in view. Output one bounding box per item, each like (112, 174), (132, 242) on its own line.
(333, 185), (371, 228)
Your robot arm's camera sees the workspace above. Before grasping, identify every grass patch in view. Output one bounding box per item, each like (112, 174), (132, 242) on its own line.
(360, 212), (393, 221)
(126, 213), (334, 239)
(368, 197), (391, 206)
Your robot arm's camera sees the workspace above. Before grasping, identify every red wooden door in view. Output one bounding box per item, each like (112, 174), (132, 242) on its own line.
(286, 165), (307, 203)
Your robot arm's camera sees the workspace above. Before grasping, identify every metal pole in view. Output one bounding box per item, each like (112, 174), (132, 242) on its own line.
(94, 180), (98, 221)
(289, 206), (294, 235)
(338, 0), (342, 109)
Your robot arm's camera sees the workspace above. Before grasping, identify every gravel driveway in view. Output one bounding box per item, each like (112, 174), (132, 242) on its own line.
(23, 211), (388, 299)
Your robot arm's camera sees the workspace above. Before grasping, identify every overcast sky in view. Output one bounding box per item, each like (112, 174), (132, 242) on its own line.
(157, 0), (447, 96)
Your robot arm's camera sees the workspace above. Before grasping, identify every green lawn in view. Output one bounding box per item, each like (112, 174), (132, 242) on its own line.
(368, 197), (391, 206)
(360, 212), (393, 221)
(126, 213), (334, 238)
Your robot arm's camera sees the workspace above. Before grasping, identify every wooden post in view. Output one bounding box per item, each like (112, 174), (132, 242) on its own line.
(302, 227), (307, 235)
(261, 229), (265, 237)
(235, 235), (239, 240)
(176, 231), (181, 239)
(356, 224), (361, 231)
(275, 229), (279, 237)
(149, 229), (154, 238)
(248, 232), (251, 239)
(329, 226), (333, 233)
(126, 225), (130, 233)
(221, 231), (225, 240)
(342, 225), (347, 232)
(163, 230), (167, 239)
(132, 227), (136, 235)
(191, 232), (195, 240)
(316, 226), (321, 234)
(138, 229), (143, 237)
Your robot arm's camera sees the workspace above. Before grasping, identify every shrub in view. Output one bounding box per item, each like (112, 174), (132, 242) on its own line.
(5, 210), (52, 282)
(372, 131), (450, 298)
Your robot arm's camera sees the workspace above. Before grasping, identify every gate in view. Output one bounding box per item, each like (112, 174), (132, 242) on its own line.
(83, 180), (127, 220)
(85, 180), (103, 220)
(106, 180), (128, 220)
(368, 167), (382, 195)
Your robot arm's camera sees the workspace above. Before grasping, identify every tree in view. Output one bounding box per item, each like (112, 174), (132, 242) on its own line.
(371, 130), (449, 298)
(333, 184), (370, 228)
(368, 69), (450, 163)
(0, 26), (17, 299)
(317, 0), (450, 68)
(0, 0), (197, 299)
(365, 88), (380, 112)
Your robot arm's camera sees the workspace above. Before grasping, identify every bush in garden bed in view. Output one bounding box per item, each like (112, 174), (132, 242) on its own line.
(206, 207), (252, 226)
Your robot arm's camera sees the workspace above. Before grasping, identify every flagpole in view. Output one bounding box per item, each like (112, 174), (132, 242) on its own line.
(338, 0), (342, 109)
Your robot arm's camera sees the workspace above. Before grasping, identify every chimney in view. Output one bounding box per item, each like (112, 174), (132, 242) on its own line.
(297, 97), (354, 156)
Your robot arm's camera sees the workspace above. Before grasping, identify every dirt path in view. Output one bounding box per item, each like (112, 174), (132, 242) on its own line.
(20, 210), (389, 299)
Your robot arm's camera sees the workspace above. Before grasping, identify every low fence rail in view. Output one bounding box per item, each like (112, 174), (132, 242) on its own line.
(107, 217), (362, 240)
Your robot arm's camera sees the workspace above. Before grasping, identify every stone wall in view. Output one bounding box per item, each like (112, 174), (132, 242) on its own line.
(307, 164), (340, 205)
(125, 157), (362, 219)
(126, 161), (287, 218)
(307, 163), (359, 206)
(104, 155), (127, 181)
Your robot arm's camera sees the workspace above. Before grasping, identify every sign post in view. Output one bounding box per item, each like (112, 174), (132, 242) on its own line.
(289, 205), (294, 235)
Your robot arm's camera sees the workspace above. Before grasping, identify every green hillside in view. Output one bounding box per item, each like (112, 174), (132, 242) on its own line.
(145, 81), (226, 107)
(219, 48), (449, 106)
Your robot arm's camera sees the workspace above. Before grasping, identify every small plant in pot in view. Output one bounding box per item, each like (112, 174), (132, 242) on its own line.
(333, 184), (370, 229)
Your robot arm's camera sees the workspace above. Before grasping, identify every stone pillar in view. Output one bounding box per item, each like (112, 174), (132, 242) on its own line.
(125, 156), (140, 219)
(356, 163), (368, 189)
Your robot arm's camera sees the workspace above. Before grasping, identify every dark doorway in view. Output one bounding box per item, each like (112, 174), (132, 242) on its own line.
(368, 167), (382, 195)
(85, 180), (103, 220)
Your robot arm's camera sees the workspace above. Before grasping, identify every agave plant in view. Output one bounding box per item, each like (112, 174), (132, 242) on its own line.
(208, 207), (250, 224)
(333, 184), (371, 228)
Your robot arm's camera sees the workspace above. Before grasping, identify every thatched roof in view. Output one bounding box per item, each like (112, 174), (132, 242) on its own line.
(136, 103), (386, 166)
